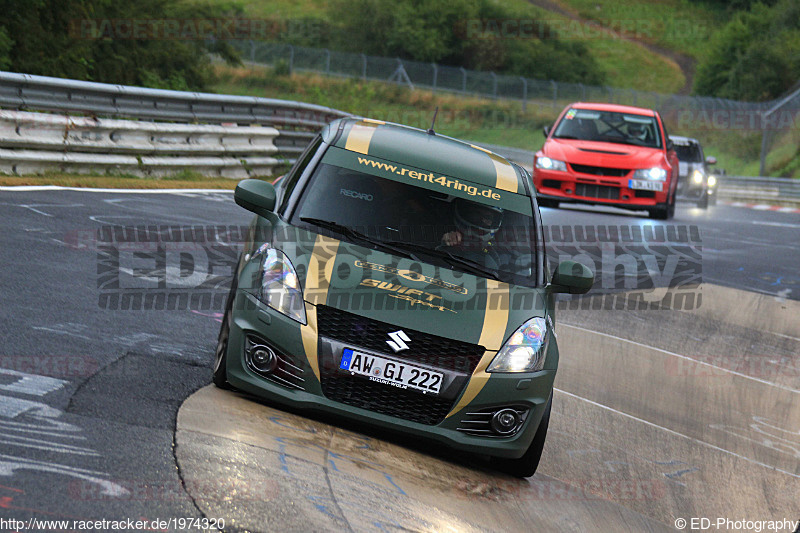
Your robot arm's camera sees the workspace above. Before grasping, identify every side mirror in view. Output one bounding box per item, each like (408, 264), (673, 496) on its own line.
(666, 139), (674, 151)
(550, 260), (594, 294)
(543, 125), (551, 138)
(235, 179), (277, 218)
(705, 156), (717, 165)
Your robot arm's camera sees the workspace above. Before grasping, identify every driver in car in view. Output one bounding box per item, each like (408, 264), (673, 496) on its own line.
(441, 199), (504, 269)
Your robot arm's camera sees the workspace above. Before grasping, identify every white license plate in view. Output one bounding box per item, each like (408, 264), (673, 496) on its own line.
(339, 349), (443, 394)
(628, 179), (663, 191)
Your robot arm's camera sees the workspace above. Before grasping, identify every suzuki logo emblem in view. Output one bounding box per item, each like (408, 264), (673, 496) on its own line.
(386, 330), (411, 352)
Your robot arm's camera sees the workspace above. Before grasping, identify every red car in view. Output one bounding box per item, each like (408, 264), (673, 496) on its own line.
(533, 103), (679, 220)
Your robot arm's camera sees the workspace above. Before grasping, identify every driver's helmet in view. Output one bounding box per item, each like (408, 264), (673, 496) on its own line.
(628, 124), (646, 140)
(454, 199), (503, 246)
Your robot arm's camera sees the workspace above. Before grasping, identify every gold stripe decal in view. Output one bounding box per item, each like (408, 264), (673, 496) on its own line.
(447, 280), (510, 417)
(470, 144), (518, 193)
(300, 234), (340, 381)
(344, 120), (384, 155)
(301, 303), (320, 380)
(304, 234), (340, 305)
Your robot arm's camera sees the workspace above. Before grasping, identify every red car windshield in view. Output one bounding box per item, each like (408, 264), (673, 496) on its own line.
(553, 109), (662, 149)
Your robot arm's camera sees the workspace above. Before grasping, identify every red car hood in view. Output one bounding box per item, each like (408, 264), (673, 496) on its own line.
(543, 139), (665, 169)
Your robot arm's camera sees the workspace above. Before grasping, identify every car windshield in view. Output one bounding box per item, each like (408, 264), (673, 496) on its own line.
(672, 141), (703, 162)
(553, 108), (662, 148)
(292, 162), (538, 286)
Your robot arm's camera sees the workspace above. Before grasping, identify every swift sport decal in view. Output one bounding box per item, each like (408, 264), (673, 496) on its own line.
(359, 279), (457, 313)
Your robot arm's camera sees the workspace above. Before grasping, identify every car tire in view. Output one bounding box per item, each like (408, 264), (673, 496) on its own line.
(649, 191), (675, 220)
(492, 395), (552, 478)
(213, 267), (238, 390)
(697, 191), (709, 209)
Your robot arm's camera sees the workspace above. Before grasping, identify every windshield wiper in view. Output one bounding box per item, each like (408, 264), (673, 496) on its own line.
(383, 240), (502, 281)
(299, 218), (420, 261)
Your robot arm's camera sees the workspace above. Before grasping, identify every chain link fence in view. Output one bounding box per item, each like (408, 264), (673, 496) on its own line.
(234, 41), (784, 114)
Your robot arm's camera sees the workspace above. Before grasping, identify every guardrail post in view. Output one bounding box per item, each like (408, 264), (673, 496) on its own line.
(288, 46), (294, 75)
(460, 67), (467, 92)
(759, 125), (768, 177)
(431, 63), (438, 94)
(249, 40), (256, 62)
(361, 54), (367, 80)
(325, 49), (331, 75)
(550, 80), (557, 108)
(521, 77), (527, 112)
(491, 72), (497, 99)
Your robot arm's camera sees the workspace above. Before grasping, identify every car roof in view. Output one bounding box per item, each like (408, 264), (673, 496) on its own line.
(569, 102), (657, 116)
(324, 117), (526, 195)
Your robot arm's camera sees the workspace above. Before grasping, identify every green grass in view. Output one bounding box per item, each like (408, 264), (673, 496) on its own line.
(189, 0), (684, 93)
(0, 169), (278, 189)
(501, 0), (685, 92)
(553, 0), (728, 60)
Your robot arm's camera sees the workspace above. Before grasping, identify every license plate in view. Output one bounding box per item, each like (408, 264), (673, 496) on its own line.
(339, 349), (443, 394)
(628, 179), (663, 191)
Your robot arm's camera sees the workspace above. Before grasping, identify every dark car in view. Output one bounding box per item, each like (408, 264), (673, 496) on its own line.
(214, 117), (594, 478)
(669, 135), (717, 208)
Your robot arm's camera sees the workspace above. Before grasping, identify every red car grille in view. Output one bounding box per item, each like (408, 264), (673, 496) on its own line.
(570, 163), (629, 177)
(575, 183), (620, 200)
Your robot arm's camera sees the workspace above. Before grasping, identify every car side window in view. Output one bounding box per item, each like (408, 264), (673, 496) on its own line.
(278, 134), (323, 216)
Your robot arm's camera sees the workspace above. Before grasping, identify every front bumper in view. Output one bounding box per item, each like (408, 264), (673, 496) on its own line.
(534, 168), (668, 208)
(224, 291), (555, 459)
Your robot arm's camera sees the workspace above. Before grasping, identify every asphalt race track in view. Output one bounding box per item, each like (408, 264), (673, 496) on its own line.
(0, 187), (798, 532)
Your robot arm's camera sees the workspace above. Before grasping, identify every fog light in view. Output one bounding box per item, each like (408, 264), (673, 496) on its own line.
(491, 409), (520, 435)
(249, 346), (276, 373)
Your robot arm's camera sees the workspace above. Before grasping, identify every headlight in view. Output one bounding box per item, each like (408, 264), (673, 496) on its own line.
(535, 156), (567, 172)
(487, 317), (549, 373)
(691, 169), (704, 185)
(633, 167), (667, 181)
(254, 244), (306, 324)
(707, 175), (717, 188)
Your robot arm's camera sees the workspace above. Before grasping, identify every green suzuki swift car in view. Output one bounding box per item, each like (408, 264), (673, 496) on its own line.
(213, 117), (593, 477)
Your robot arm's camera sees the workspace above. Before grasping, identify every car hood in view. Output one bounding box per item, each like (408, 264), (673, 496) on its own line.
(280, 231), (544, 351)
(543, 139), (665, 169)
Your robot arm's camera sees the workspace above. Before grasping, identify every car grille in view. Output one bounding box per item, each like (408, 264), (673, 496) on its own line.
(320, 372), (455, 425)
(575, 183), (620, 200)
(570, 163), (629, 177)
(316, 305), (485, 372)
(316, 305), (486, 425)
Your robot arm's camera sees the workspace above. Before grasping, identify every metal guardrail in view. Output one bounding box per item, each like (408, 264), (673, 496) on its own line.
(0, 70), (350, 163)
(0, 110), (282, 178)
